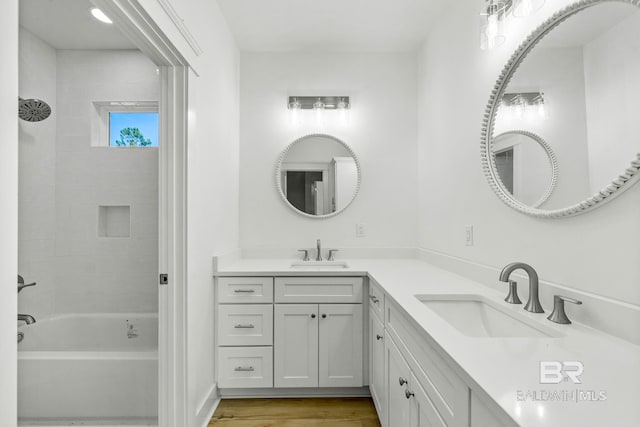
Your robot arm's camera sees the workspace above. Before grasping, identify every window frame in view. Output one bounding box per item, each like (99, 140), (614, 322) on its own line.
(92, 101), (159, 147)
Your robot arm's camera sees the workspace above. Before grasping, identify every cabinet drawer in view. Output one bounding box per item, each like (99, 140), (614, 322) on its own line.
(218, 305), (273, 346)
(275, 277), (363, 303)
(387, 300), (469, 427)
(217, 277), (274, 303)
(218, 346), (273, 388)
(368, 277), (385, 321)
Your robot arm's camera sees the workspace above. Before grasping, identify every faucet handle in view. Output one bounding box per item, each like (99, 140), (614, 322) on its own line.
(17, 275), (37, 293)
(547, 295), (582, 324)
(297, 250), (310, 261)
(504, 280), (522, 305)
(327, 249), (339, 261)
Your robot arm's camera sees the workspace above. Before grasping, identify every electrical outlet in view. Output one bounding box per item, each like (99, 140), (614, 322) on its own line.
(465, 225), (474, 246)
(356, 223), (366, 238)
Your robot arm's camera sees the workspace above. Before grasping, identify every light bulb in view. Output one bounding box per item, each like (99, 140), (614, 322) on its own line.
(480, 1), (506, 50)
(313, 98), (325, 126)
(486, 15), (499, 49)
(288, 98), (301, 126)
(336, 98), (349, 126)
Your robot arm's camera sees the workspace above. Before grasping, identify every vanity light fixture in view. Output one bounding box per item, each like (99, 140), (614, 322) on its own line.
(480, 0), (507, 50)
(90, 7), (113, 24)
(480, 0), (545, 50)
(501, 92), (547, 120)
(287, 96), (351, 126)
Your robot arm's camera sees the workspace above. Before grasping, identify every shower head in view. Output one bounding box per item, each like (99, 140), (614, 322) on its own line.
(18, 97), (51, 122)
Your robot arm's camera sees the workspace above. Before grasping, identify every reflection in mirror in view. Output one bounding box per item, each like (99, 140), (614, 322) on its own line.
(493, 131), (557, 208)
(487, 0), (640, 215)
(277, 134), (360, 217)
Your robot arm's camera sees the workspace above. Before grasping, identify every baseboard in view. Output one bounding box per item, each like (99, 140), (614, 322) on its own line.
(195, 383), (220, 427)
(219, 387), (371, 398)
(417, 247), (640, 345)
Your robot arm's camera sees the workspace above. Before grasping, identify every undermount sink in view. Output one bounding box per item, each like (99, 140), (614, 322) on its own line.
(290, 260), (349, 269)
(415, 294), (560, 338)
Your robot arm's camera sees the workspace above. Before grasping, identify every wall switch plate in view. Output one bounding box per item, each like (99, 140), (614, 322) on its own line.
(356, 223), (366, 238)
(465, 225), (474, 246)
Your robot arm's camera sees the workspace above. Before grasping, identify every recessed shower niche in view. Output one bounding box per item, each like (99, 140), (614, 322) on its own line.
(98, 205), (131, 238)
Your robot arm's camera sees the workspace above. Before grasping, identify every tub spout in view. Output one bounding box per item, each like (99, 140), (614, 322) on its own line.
(18, 314), (36, 325)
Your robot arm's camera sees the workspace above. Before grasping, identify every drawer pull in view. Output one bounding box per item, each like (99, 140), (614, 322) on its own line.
(369, 295), (380, 303)
(233, 289), (255, 293)
(376, 334), (383, 341)
(234, 366), (255, 372)
(234, 324), (255, 329)
(405, 389), (414, 399)
(398, 377), (407, 386)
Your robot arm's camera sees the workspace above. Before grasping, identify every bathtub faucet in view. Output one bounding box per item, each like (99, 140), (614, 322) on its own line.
(18, 314), (36, 325)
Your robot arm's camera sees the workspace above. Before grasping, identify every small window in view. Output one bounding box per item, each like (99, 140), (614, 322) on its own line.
(91, 101), (159, 147)
(109, 112), (159, 147)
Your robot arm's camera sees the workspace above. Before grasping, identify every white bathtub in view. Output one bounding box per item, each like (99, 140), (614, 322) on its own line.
(18, 313), (158, 425)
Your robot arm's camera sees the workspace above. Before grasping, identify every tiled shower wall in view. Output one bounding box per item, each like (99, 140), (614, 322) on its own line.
(18, 28), (160, 318)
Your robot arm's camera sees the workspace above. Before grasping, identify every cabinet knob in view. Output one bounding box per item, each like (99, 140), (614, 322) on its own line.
(321, 314), (327, 319)
(405, 389), (414, 399)
(311, 314), (316, 318)
(398, 377), (407, 386)
(376, 334), (383, 341)
(369, 295), (379, 304)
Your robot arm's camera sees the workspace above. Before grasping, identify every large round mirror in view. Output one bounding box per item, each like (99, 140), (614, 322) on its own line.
(482, 0), (640, 217)
(276, 134), (361, 218)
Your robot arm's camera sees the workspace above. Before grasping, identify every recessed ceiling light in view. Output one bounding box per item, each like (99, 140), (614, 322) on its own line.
(90, 8), (113, 24)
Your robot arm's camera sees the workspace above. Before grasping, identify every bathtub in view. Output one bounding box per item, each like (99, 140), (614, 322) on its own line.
(18, 313), (158, 425)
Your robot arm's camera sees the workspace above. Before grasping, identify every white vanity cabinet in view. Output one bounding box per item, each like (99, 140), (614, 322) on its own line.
(273, 277), (364, 388)
(216, 275), (365, 392)
(369, 278), (387, 424)
(216, 277), (275, 388)
(369, 279), (471, 427)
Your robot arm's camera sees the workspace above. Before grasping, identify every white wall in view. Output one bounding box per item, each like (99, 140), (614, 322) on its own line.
(240, 52), (418, 250)
(0, 1), (18, 424)
(53, 49), (159, 314)
(418, 0), (640, 317)
(584, 11), (640, 193)
(155, 1), (240, 425)
(18, 28), (57, 320)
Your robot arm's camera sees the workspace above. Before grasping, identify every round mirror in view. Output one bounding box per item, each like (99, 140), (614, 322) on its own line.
(493, 131), (558, 208)
(482, 0), (640, 217)
(276, 134), (361, 218)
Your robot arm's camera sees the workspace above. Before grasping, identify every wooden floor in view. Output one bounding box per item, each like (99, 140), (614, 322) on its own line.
(209, 398), (381, 427)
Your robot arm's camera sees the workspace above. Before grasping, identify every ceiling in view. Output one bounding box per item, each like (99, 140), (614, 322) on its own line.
(20, 0), (136, 50)
(216, 0), (449, 52)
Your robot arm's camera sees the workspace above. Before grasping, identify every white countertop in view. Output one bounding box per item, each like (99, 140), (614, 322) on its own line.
(215, 258), (640, 427)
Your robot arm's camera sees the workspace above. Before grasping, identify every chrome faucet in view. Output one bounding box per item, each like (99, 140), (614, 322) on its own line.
(18, 314), (36, 325)
(499, 262), (544, 313)
(18, 275), (36, 293)
(316, 239), (322, 261)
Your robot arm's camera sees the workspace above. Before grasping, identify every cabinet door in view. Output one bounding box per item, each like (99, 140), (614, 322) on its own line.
(409, 372), (447, 427)
(370, 308), (386, 425)
(318, 304), (363, 387)
(274, 304), (318, 388)
(386, 336), (411, 427)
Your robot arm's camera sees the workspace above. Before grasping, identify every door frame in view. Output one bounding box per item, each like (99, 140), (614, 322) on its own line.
(92, 1), (191, 426)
